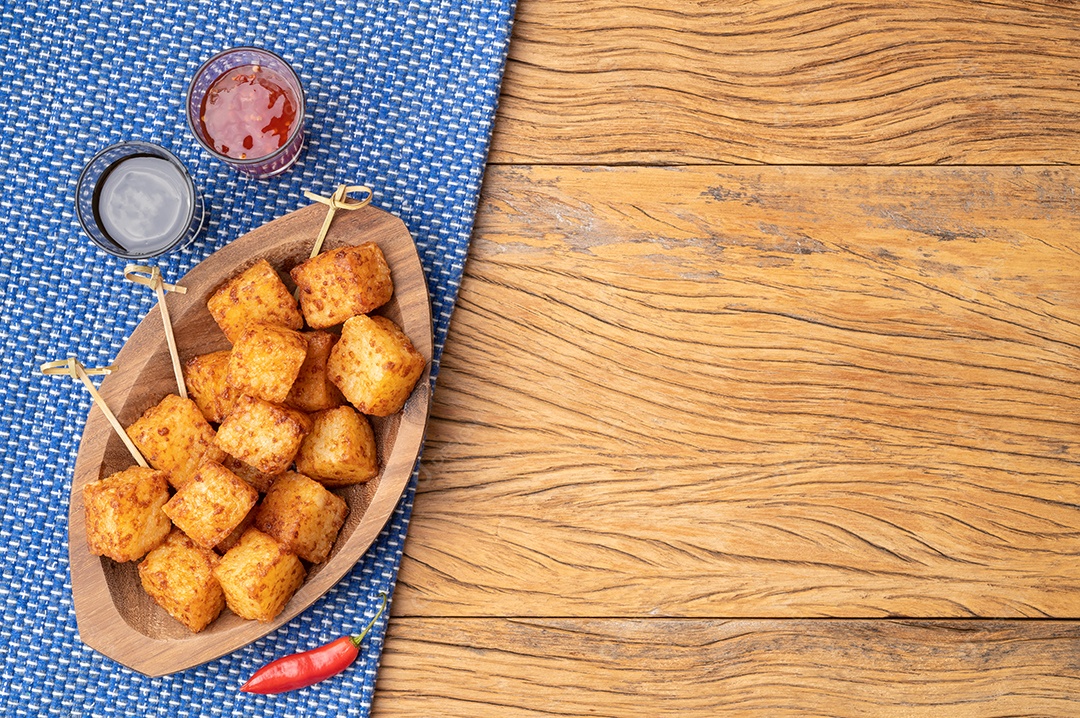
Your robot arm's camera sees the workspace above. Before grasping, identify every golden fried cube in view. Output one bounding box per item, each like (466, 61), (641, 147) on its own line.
(290, 243), (393, 329)
(295, 406), (379, 487)
(162, 460), (259, 550)
(286, 331), (346, 413)
(213, 528), (306, 622)
(207, 258), (303, 343)
(214, 395), (312, 475)
(139, 529), (225, 632)
(225, 323), (308, 404)
(254, 472), (348, 563)
(327, 315), (426, 416)
(183, 350), (237, 423)
(215, 504), (257, 554)
(220, 454), (279, 493)
(126, 394), (226, 490)
(84, 466), (171, 562)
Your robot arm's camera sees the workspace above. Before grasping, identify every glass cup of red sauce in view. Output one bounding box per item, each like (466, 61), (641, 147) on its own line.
(75, 141), (205, 259)
(186, 47), (306, 179)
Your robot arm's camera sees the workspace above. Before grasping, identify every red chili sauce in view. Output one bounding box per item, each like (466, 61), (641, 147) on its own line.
(199, 64), (298, 160)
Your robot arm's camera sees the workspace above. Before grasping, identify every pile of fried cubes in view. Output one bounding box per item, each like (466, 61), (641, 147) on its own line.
(82, 243), (425, 632)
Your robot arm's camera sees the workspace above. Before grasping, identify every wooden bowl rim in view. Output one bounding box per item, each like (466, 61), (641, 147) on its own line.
(67, 203), (432, 676)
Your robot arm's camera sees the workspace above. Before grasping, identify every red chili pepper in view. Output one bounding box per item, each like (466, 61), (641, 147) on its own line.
(240, 592), (388, 694)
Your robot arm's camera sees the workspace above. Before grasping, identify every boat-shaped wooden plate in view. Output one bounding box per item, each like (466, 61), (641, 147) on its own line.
(68, 202), (432, 677)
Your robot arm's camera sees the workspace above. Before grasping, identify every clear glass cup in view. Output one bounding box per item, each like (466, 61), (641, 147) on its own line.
(75, 141), (205, 259)
(186, 47), (306, 179)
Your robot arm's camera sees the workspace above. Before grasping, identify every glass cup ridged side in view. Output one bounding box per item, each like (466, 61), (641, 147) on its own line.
(186, 47), (306, 179)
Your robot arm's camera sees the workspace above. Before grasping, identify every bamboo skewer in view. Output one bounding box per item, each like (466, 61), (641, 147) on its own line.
(41, 357), (148, 468)
(302, 184), (373, 259)
(292, 184), (374, 302)
(124, 265), (188, 399)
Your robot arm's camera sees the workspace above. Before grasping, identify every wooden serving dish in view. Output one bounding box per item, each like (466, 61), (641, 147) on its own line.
(68, 202), (433, 677)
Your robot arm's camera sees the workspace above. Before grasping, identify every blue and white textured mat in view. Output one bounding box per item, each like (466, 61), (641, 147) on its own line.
(0, 1), (515, 714)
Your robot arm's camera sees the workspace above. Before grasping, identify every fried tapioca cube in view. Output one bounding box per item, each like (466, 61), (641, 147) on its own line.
(254, 472), (348, 563)
(214, 395), (312, 475)
(214, 503), (258, 554)
(125, 393), (226, 490)
(183, 350), (237, 423)
(213, 528), (306, 622)
(327, 315), (425, 416)
(139, 529), (225, 633)
(294, 406), (378, 487)
(83, 466), (172, 562)
(285, 330), (346, 413)
(225, 323), (308, 404)
(219, 453), (280, 494)
(290, 242), (393, 329)
(207, 258), (303, 343)
(162, 460), (259, 550)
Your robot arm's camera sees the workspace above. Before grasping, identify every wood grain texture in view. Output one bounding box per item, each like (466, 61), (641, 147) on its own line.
(394, 165), (1080, 619)
(375, 618), (1080, 717)
(490, 0), (1080, 165)
(377, 2), (1080, 711)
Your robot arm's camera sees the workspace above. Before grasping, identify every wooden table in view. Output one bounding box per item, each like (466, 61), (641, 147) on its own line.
(375, 2), (1080, 714)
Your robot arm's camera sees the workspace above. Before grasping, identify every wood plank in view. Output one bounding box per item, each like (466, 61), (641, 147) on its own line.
(490, 0), (1080, 165)
(375, 618), (1080, 717)
(396, 165), (1080, 618)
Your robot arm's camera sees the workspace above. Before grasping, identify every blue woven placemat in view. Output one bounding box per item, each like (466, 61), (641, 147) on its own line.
(0, 1), (515, 715)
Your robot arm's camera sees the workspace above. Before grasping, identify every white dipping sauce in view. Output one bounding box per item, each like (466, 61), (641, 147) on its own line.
(96, 156), (192, 253)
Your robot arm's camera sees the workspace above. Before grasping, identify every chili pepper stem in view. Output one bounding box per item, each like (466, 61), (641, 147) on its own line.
(349, 591), (389, 649)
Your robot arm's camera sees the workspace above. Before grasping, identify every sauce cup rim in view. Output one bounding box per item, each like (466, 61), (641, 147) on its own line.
(185, 46), (307, 168)
(75, 140), (203, 260)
